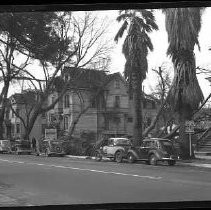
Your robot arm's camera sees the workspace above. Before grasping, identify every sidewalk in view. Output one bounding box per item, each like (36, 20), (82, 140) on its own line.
(65, 155), (211, 169)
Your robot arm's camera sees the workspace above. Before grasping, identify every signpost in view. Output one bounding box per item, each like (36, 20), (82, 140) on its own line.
(45, 128), (57, 140)
(185, 121), (195, 157)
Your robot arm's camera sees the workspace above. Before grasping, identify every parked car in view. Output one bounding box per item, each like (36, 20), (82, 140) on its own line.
(126, 138), (179, 166)
(94, 137), (132, 163)
(0, 140), (12, 154)
(13, 139), (32, 155)
(39, 138), (66, 157)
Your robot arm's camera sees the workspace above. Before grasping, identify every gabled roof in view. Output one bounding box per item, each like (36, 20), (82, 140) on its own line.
(63, 67), (108, 89)
(62, 67), (127, 90)
(10, 91), (37, 104)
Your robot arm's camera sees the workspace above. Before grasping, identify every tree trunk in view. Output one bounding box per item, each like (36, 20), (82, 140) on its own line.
(132, 79), (143, 146)
(22, 107), (41, 140)
(179, 107), (194, 159)
(0, 82), (10, 139)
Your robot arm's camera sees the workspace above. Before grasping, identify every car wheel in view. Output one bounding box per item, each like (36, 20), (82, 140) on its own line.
(115, 151), (123, 163)
(149, 154), (158, 166)
(168, 160), (176, 166)
(95, 151), (102, 161)
(127, 153), (135, 163)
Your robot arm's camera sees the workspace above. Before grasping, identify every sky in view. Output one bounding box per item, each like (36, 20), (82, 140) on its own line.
(105, 8), (211, 98)
(7, 7), (211, 99)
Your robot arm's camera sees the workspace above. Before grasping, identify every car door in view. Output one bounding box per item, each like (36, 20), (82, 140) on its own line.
(106, 139), (115, 156)
(139, 141), (150, 159)
(102, 139), (109, 154)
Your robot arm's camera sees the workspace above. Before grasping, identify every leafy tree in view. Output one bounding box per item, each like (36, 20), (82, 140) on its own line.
(0, 12), (63, 139)
(162, 8), (204, 159)
(115, 9), (158, 146)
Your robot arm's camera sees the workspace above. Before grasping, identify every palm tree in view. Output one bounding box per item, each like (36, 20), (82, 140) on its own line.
(115, 10), (158, 146)
(163, 8), (204, 159)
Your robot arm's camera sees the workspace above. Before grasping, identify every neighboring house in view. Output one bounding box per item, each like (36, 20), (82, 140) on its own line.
(3, 91), (46, 141)
(46, 67), (159, 142)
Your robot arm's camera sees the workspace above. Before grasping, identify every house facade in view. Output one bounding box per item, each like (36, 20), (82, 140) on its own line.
(46, 67), (159, 142)
(3, 91), (46, 141)
(3, 67), (159, 142)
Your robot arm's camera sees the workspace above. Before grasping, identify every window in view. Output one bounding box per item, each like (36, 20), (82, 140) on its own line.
(64, 95), (70, 108)
(42, 112), (46, 118)
(143, 101), (147, 109)
(16, 108), (20, 116)
(49, 114), (56, 123)
(152, 101), (156, 109)
(115, 80), (120, 89)
(114, 96), (120, 108)
(128, 117), (133, 123)
(11, 125), (14, 134)
(16, 124), (20, 134)
(11, 110), (15, 118)
(64, 74), (69, 82)
(51, 96), (55, 104)
(64, 116), (69, 130)
(41, 124), (47, 134)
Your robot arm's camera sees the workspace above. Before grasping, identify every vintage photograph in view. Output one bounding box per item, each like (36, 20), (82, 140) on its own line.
(0, 1), (211, 209)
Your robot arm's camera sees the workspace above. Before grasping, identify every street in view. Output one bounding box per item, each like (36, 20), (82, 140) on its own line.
(0, 154), (211, 207)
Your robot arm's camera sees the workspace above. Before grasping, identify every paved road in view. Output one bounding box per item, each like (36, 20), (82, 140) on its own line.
(0, 154), (211, 207)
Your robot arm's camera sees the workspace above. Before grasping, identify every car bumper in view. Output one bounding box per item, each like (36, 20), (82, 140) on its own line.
(16, 149), (32, 153)
(160, 156), (180, 161)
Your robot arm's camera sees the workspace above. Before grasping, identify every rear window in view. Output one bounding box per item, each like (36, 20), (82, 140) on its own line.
(160, 140), (173, 147)
(113, 138), (131, 146)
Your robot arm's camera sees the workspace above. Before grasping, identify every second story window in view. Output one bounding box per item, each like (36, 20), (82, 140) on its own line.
(143, 101), (147, 109)
(16, 123), (20, 134)
(115, 80), (120, 89)
(64, 74), (69, 82)
(16, 108), (20, 116)
(114, 96), (120, 108)
(152, 101), (156, 109)
(51, 96), (55, 104)
(41, 112), (46, 118)
(11, 110), (15, 118)
(64, 116), (69, 130)
(64, 95), (70, 108)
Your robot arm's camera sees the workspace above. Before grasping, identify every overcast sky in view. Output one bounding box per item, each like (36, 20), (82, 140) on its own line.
(8, 7), (211, 99)
(108, 7), (211, 98)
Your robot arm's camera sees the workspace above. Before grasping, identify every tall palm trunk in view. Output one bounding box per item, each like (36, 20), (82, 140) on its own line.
(132, 75), (143, 146)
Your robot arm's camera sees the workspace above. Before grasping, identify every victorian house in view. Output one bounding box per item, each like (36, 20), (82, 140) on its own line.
(46, 67), (159, 142)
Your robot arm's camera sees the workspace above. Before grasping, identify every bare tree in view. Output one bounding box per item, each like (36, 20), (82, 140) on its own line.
(10, 11), (113, 140)
(70, 11), (113, 71)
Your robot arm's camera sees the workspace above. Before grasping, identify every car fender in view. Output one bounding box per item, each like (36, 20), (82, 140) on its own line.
(127, 149), (139, 159)
(148, 150), (161, 159)
(115, 149), (126, 157)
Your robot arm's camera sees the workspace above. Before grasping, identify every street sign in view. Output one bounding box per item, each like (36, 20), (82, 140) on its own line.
(45, 129), (57, 140)
(185, 121), (195, 133)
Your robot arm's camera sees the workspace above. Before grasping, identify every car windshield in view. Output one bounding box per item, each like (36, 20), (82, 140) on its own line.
(113, 138), (131, 146)
(0, 140), (10, 146)
(159, 140), (174, 149)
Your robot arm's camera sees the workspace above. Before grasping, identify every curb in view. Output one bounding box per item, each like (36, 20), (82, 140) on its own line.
(65, 155), (211, 168)
(65, 155), (109, 160)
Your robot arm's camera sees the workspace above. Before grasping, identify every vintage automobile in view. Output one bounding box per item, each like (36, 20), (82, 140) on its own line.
(13, 139), (32, 155)
(0, 140), (12, 154)
(94, 137), (132, 163)
(126, 138), (179, 166)
(39, 138), (66, 157)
